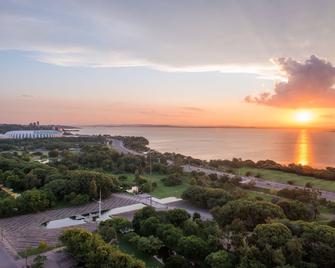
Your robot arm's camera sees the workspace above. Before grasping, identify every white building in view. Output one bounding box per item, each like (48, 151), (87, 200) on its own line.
(4, 130), (63, 139)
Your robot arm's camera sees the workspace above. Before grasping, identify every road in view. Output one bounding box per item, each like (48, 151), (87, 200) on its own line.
(107, 139), (143, 156)
(111, 139), (335, 201)
(0, 247), (18, 268)
(183, 164), (335, 201)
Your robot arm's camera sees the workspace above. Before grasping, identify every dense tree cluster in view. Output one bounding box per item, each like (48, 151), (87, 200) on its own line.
(107, 207), (225, 267)
(212, 199), (285, 231)
(59, 228), (145, 268)
(277, 188), (320, 203)
(276, 199), (314, 221)
(0, 136), (106, 152)
(237, 221), (335, 267)
(93, 204), (335, 268)
(0, 153), (119, 217)
(182, 185), (235, 209)
(127, 207), (223, 265)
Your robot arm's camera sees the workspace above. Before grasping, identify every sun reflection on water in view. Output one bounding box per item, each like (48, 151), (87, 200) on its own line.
(295, 129), (312, 166)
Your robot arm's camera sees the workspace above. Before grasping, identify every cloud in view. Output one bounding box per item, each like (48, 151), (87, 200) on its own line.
(181, 106), (205, 112)
(1, 1), (335, 76)
(21, 94), (34, 98)
(321, 113), (335, 119)
(245, 55), (335, 108)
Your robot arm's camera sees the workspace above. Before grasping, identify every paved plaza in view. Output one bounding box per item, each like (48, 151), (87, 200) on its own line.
(0, 194), (139, 255)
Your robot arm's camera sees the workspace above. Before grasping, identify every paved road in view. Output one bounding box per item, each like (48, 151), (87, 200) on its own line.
(108, 139), (143, 156)
(183, 165), (335, 201)
(0, 247), (18, 268)
(110, 139), (335, 201)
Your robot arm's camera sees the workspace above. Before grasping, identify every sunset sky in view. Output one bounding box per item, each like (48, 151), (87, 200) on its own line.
(1, 0), (335, 127)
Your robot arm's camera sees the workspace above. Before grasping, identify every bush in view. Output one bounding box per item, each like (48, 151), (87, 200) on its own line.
(60, 228), (145, 268)
(161, 174), (182, 186)
(182, 186), (234, 209)
(165, 255), (191, 268)
(118, 175), (128, 181)
(205, 250), (233, 268)
(277, 200), (313, 221)
(69, 194), (90, 205)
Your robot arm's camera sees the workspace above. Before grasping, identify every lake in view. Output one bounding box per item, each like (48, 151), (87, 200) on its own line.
(78, 126), (335, 168)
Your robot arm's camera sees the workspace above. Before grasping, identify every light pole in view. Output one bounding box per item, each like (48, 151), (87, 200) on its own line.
(98, 188), (102, 220)
(148, 150), (152, 177)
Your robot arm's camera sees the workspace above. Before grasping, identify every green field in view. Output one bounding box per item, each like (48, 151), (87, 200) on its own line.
(235, 167), (335, 192)
(118, 239), (163, 268)
(115, 173), (190, 198)
(242, 189), (275, 202)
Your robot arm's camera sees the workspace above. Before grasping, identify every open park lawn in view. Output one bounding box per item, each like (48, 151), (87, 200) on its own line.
(115, 173), (191, 198)
(236, 167), (335, 192)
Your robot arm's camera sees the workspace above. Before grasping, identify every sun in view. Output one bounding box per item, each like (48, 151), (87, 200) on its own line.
(294, 110), (314, 124)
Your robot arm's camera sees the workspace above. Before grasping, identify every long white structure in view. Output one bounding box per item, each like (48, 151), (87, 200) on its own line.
(5, 130), (62, 139)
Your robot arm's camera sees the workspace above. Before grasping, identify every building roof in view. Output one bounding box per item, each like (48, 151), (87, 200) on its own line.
(4, 130), (62, 139)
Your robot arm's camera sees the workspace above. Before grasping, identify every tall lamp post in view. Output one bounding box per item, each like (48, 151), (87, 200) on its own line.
(149, 150), (152, 176)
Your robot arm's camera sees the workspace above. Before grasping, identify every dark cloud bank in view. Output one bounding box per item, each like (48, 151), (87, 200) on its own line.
(245, 55), (335, 108)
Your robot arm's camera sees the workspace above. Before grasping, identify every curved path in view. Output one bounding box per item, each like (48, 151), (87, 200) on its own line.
(183, 165), (335, 201)
(111, 139), (335, 201)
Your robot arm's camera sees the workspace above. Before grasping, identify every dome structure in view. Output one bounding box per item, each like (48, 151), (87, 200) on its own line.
(5, 130), (63, 139)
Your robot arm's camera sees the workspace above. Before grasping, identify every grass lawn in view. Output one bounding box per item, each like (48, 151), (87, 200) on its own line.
(235, 167), (335, 192)
(118, 239), (163, 268)
(243, 189), (276, 202)
(114, 173), (190, 199)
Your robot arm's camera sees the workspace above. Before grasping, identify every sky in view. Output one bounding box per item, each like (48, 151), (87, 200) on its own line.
(1, 0), (335, 127)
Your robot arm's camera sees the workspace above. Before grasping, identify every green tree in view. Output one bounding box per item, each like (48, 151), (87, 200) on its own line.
(48, 150), (59, 158)
(277, 200), (313, 221)
(60, 228), (145, 268)
(98, 223), (117, 243)
(100, 217), (132, 235)
(182, 186), (233, 209)
(177, 235), (208, 260)
(31, 255), (47, 268)
(156, 223), (183, 249)
(166, 209), (190, 226)
(132, 206), (157, 232)
(88, 179), (97, 199)
(17, 189), (52, 213)
(136, 235), (163, 255)
(139, 216), (160, 236)
(205, 250), (233, 268)
(212, 200), (285, 231)
(250, 223), (292, 249)
(164, 255), (191, 268)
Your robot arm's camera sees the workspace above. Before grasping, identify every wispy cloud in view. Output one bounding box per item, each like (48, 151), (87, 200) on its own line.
(1, 1), (335, 78)
(181, 106), (205, 112)
(21, 94), (34, 98)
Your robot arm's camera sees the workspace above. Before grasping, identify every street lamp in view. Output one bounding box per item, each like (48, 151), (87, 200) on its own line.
(144, 150), (152, 176)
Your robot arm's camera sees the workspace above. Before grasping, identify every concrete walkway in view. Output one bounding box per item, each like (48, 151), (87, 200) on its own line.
(0, 194), (139, 254)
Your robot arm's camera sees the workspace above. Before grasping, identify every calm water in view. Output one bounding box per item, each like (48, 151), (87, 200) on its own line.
(78, 127), (335, 168)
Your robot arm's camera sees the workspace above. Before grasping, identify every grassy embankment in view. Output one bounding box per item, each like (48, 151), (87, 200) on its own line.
(234, 167), (335, 192)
